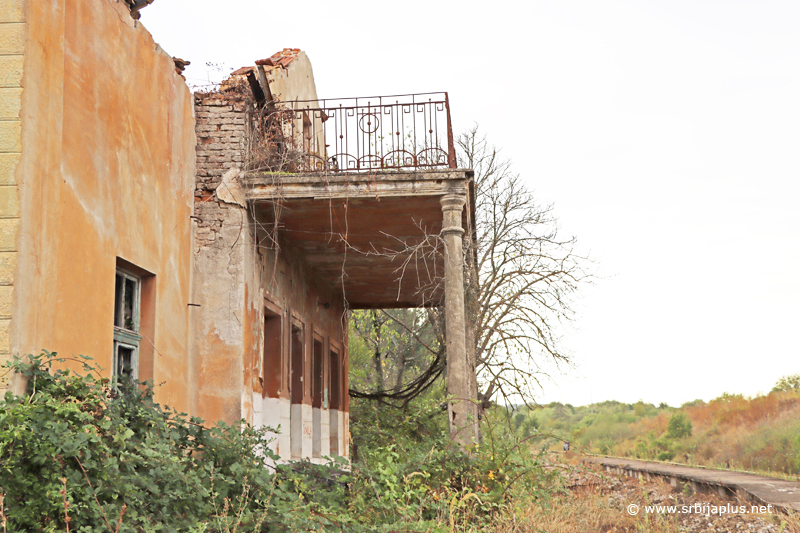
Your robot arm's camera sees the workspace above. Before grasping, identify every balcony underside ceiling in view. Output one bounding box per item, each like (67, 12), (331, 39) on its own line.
(245, 170), (473, 309)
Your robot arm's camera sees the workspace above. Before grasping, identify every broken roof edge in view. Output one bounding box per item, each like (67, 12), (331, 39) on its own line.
(211, 49), (318, 104)
(256, 48), (303, 69)
(222, 48), (305, 85)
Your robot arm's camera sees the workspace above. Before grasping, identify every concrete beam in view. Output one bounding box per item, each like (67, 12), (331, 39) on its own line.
(244, 169), (472, 201)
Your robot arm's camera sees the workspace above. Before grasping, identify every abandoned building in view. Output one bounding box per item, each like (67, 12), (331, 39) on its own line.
(0, 0), (478, 461)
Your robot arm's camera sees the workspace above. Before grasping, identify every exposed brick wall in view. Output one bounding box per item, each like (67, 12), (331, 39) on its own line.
(194, 92), (249, 248)
(191, 91), (256, 425)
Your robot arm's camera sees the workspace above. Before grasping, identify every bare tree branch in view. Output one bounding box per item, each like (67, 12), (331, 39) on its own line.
(349, 125), (593, 407)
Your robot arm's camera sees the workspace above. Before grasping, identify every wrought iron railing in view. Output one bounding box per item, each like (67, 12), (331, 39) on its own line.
(259, 92), (456, 173)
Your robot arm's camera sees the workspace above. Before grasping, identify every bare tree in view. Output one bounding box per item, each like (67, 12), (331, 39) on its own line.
(349, 126), (592, 409)
(461, 126), (591, 407)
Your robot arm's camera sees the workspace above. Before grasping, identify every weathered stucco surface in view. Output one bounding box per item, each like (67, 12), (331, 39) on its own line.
(262, 50), (320, 103)
(9, 0), (196, 410)
(193, 87), (349, 458)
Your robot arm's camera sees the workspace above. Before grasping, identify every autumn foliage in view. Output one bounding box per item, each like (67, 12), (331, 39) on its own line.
(611, 390), (800, 475)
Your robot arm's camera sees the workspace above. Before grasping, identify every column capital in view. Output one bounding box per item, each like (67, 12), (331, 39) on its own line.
(439, 192), (467, 212)
(440, 193), (466, 237)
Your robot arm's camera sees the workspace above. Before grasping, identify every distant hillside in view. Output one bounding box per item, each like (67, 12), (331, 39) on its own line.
(510, 376), (800, 477)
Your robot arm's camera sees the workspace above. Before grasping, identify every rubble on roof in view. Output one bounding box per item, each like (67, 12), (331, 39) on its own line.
(225, 49), (303, 83)
(173, 57), (190, 76)
(218, 49), (303, 96)
(256, 48), (302, 70)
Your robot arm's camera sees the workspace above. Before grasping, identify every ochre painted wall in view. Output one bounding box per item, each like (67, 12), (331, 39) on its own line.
(10, 0), (196, 411)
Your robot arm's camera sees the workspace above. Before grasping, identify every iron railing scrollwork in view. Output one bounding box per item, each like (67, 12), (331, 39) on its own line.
(260, 92), (457, 173)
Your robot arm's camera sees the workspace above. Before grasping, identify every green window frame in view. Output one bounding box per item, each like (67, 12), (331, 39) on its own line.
(113, 269), (141, 386)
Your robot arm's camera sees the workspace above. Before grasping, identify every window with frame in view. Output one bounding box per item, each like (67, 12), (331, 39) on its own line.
(113, 269), (141, 386)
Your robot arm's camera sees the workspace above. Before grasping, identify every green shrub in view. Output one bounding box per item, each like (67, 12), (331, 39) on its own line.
(773, 374), (800, 392)
(666, 412), (693, 439)
(795, 434), (800, 472)
(0, 352), (348, 532)
(348, 397), (559, 531)
(1, 353), (559, 532)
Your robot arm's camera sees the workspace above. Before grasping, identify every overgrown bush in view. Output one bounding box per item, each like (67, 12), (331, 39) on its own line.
(347, 396), (560, 531)
(1, 353), (558, 532)
(0, 352), (348, 532)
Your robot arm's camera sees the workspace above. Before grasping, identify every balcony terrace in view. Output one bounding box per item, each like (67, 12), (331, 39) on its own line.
(247, 92), (457, 174)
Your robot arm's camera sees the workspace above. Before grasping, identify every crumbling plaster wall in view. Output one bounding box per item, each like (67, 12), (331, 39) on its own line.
(261, 50), (326, 164)
(253, 235), (349, 459)
(7, 0), (196, 409)
(263, 51), (319, 103)
(192, 92), (250, 423)
(194, 90), (348, 457)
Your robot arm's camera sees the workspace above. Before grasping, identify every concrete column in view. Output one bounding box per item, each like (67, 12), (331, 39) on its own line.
(440, 193), (478, 448)
(464, 224), (481, 435)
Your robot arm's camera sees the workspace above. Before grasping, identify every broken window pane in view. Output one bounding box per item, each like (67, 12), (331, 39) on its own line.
(114, 273), (124, 328)
(116, 345), (135, 385)
(113, 267), (142, 388)
(123, 277), (137, 331)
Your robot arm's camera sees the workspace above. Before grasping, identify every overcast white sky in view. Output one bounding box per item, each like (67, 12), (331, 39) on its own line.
(142, 1), (799, 408)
